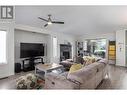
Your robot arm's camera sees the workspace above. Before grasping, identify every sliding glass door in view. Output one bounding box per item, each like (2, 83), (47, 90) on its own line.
(84, 39), (107, 58)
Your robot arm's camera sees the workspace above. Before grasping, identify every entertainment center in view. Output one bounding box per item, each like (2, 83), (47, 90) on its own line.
(20, 43), (45, 72)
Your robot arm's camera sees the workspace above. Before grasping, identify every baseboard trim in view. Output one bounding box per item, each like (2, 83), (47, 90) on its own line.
(0, 77), (8, 80)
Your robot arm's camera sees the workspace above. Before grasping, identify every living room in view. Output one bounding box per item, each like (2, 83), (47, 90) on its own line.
(0, 5), (127, 91)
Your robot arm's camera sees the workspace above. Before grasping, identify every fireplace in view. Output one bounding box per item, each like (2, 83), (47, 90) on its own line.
(63, 52), (70, 59)
(60, 44), (72, 61)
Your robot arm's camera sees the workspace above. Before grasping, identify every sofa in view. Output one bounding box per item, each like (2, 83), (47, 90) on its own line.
(60, 60), (74, 71)
(60, 55), (102, 71)
(44, 59), (108, 89)
(60, 56), (85, 71)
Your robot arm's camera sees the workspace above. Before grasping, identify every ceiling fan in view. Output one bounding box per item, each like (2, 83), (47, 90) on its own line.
(38, 14), (64, 27)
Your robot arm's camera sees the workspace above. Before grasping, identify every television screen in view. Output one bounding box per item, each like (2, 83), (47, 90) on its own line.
(20, 43), (44, 58)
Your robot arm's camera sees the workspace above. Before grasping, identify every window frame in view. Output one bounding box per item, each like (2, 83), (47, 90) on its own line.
(0, 29), (7, 65)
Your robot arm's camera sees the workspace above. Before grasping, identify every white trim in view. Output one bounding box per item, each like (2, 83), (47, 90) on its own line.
(15, 24), (51, 34)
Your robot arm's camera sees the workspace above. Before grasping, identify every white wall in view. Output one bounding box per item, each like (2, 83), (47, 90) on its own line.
(14, 29), (49, 63)
(0, 21), (15, 78)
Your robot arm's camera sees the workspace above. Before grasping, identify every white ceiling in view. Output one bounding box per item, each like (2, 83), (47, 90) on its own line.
(15, 6), (127, 36)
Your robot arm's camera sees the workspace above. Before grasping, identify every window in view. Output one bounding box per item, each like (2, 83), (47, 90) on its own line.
(85, 39), (106, 58)
(0, 30), (7, 64)
(84, 40), (87, 51)
(53, 36), (57, 57)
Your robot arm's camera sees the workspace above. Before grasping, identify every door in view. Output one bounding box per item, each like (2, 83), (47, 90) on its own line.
(116, 30), (126, 66)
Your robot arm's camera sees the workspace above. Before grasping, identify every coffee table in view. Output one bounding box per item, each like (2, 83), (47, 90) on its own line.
(35, 63), (63, 78)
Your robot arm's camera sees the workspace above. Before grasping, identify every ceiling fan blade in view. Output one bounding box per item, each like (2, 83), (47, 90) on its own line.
(52, 21), (64, 24)
(44, 24), (48, 27)
(38, 17), (48, 22)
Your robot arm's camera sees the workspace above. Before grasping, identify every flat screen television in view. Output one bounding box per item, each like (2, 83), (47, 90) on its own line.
(20, 43), (44, 58)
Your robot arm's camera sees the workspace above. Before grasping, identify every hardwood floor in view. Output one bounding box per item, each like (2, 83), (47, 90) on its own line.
(0, 64), (127, 89)
(0, 70), (34, 89)
(97, 64), (127, 89)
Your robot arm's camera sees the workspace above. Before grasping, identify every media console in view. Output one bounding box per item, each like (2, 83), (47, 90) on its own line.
(22, 57), (44, 72)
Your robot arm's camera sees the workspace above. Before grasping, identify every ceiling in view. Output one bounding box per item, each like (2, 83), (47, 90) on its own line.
(15, 6), (127, 36)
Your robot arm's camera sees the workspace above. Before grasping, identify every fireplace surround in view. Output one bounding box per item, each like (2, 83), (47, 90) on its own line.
(60, 44), (72, 61)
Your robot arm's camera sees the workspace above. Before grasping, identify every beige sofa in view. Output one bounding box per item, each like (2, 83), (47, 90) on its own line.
(44, 59), (108, 89)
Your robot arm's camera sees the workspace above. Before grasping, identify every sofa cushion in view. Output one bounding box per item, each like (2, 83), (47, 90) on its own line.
(67, 62), (105, 84)
(66, 59), (73, 62)
(73, 55), (84, 64)
(69, 64), (83, 73)
(83, 56), (96, 65)
(45, 72), (80, 89)
(67, 67), (94, 83)
(98, 59), (108, 64)
(60, 61), (74, 67)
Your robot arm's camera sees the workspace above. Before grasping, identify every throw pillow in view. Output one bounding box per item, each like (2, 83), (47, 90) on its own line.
(66, 59), (73, 62)
(69, 64), (83, 73)
(83, 56), (95, 65)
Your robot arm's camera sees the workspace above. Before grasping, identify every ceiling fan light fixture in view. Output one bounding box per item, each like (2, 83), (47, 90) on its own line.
(48, 21), (52, 25)
(38, 15), (64, 27)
